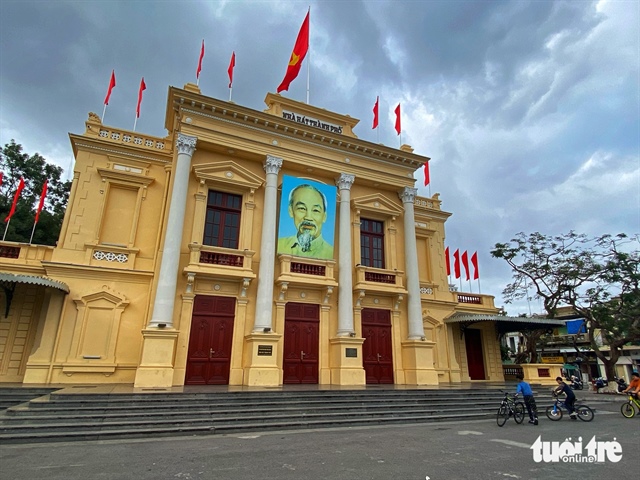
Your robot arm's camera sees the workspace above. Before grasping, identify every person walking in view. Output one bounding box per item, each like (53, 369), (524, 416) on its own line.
(515, 373), (538, 425)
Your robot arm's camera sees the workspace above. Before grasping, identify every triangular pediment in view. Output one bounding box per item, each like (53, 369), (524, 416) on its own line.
(352, 193), (402, 217)
(193, 161), (264, 190)
(74, 288), (129, 308)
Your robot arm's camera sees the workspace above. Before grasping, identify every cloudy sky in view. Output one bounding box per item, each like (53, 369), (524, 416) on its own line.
(1, 0), (638, 315)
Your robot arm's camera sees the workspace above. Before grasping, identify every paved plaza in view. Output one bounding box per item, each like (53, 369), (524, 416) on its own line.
(0, 393), (637, 480)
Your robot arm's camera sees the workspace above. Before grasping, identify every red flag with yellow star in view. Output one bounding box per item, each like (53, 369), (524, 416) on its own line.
(277, 11), (309, 93)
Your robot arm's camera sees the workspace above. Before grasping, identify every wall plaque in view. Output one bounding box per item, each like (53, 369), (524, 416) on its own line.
(257, 345), (273, 356)
(345, 348), (357, 358)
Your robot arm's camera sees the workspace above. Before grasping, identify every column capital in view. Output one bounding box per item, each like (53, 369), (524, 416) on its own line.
(336, 173), (355, 190)
(176, 133), (198, 156)
(264, 155), (283, 174)
(399, 186), (418, 204)
(176, 133), (197, 156)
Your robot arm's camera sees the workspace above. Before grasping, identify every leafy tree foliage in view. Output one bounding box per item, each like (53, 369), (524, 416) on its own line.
(0, 140), (71, 245)
(491, 231), (640, 381)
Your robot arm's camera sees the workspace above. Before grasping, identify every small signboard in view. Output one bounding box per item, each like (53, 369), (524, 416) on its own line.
(257, 345), (273, 356)
(345, 348), (357, 358)
(541, 356), (564, 364)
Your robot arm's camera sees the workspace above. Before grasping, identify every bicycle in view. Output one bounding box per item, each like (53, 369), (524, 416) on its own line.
(496, 390), (525, 426)
(545, 394), (594, 422)
(620, 393), (640, 418)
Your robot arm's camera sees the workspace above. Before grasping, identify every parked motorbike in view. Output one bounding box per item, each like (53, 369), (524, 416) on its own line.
(569, 375), (584, 390)
(593, 377), (608, 392)
(615, 377), (628, 393)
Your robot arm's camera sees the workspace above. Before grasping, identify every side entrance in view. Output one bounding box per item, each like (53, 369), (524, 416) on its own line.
(361, 308), (394, 384)
(283, 302), (319, 384)
(185, 295), (236, 385)
(464, 328), (486, 380)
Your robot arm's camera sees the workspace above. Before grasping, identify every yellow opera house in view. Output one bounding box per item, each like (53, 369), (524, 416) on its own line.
(0, 84), (554, 388)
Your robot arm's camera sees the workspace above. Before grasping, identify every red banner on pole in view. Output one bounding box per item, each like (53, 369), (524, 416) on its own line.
(35, 180), (48, 223)
(372, 96), (379, 129)
(471, 251), (479, 280)
(445, 246), (450, 276)
(453, 249), (461, 279)
(4, 177), (25, 222)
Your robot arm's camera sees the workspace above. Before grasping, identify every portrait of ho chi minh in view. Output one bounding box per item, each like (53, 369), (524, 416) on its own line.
(277, 176), (336, 260)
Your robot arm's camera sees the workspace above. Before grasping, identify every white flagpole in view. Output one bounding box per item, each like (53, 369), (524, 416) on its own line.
(133, 117), (138, 132)
(306, 6), (311, 104)
(101, 104), (107, 123)
(2, 219), (10, 241)
(29, 222), (37, 244)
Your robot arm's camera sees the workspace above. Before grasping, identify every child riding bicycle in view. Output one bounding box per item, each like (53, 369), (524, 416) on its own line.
(622, 371), (640, 397)
(554, 376), (577, 419)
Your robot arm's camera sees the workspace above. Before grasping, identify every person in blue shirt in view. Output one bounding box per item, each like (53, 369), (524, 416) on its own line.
(554, 376), (577, 419)
(515, 373), (538, 425)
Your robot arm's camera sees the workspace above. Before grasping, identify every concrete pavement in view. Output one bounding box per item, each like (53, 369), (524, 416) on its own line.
(0, 398), (637, 480)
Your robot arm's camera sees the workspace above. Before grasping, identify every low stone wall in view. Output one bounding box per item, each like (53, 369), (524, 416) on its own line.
(520, 363), (562, 386)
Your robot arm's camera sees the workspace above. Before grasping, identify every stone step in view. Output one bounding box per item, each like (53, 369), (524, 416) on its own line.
(0, 388), (507, 444)
(0, 389), (56, 411)
(23, 389), (504, 408)
(9, 396), (499, 415)
(0, 411), (491, 444)
(3, 401), (498, 423)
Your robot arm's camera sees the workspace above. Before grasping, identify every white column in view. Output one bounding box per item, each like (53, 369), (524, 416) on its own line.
(253, 155), (283, 332)
(399, 187), (425, 339)
(149, 133), (197, 328)
(336, 173), (355, 336)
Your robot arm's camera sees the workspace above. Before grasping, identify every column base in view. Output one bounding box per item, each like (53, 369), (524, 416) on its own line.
(23, 365), (49, 384)
(401, 339), (439, 385)
(133, 328), (179, 388)
(329, 337), (366, 385)
(243, 333), (283, 386)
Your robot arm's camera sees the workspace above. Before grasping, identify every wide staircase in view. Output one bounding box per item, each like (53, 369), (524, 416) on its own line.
(0, 388), (506, 444)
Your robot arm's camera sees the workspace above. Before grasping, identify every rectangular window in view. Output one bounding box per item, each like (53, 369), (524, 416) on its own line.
(203, 191), (242, 248)
(360, 218), (385, 268)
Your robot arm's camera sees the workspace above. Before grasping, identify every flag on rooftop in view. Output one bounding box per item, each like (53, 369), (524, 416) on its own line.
(196, 40), (205, 81)
(372, 96), (379, 129)
(136, 77), (146, 118)
(103, 70), (116, 105)
(277, 10), (310, 93)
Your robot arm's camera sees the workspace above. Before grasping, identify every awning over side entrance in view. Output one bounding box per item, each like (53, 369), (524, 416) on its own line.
(0, 272), (70, 317)
(445, 312), (565, 337)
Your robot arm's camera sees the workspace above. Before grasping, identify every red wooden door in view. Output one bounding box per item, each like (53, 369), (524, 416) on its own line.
(465, 328), (486, 380)
(283, 303), (319, 384)
(185, 296), (235, 385)
(362, 308), (394, 384)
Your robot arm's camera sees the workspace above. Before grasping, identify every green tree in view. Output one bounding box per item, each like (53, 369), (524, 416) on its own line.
(0, 140), (71, 245)
(491, 231), (640, 382)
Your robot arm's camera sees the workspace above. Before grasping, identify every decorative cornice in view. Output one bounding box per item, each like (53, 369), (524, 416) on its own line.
(180, 106), (427, 170)
(336, 173), (355, 190)
(176, 133), (197, 156)
(74, 143), (170, 164)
